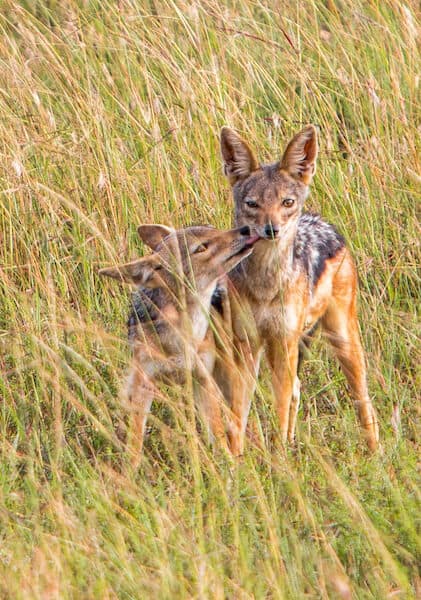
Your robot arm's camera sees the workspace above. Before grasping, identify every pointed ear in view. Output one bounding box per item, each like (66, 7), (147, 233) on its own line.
(137, 224), (173, 250)
(99, 256), (155, 285)
(280, 125), (318, 185)
(220, 127), (258, 185)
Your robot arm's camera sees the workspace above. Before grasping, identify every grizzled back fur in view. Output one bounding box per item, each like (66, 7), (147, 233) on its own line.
(294, 213), (345, 287)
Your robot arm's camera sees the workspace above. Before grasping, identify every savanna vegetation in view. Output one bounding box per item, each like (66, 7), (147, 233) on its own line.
(0, 1), (419, 598)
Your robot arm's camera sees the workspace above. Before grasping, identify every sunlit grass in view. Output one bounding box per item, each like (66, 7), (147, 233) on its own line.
(0, 1), (419, 598)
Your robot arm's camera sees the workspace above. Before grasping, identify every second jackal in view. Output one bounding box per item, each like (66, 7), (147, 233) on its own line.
(100, 223), (259, 463)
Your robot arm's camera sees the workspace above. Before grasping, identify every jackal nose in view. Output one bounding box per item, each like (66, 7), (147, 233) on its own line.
(264, 223), (280, 238)
(239, 225), (251, 236)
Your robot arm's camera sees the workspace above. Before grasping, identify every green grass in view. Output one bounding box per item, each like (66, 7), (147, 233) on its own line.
(0, 1), (420, 597)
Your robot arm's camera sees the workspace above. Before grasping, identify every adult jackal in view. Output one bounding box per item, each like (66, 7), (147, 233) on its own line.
(218, 125), (379, 455)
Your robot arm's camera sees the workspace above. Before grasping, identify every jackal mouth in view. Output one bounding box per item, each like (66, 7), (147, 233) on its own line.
(225, 234), (260, 261)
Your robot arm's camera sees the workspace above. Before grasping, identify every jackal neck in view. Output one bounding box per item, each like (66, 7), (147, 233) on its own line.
(129, 280), (215, 347)
(128, 286), (175, 338)
(231, 227), (296, 303)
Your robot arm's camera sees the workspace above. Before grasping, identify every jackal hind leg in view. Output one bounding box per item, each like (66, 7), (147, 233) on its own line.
(321, 298), (379, 451)
(288, 326), (318, 442)
(288, 376), (301, 443)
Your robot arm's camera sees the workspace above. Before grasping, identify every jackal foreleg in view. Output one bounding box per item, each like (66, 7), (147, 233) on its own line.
(228, 340), (262, 456)
(126, 362), (155, 468)
(266, 336), (300, 444)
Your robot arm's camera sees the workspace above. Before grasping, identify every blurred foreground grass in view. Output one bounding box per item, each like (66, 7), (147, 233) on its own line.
(0, 1), (420, 598)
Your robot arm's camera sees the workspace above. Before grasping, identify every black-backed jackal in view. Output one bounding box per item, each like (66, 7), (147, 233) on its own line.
(100, 224), (259, 464)
(218, 125), (379, 455)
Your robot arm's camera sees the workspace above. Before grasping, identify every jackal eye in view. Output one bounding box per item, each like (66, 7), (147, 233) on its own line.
(194, 242), (209, 254)
(245, 198), (258, 208)
(282, 198), (295, 207)
(154, 265), (163, 271)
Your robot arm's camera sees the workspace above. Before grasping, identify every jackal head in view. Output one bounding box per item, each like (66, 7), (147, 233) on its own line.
(220, 125), (318, 241)
(100, 224), (259, 295)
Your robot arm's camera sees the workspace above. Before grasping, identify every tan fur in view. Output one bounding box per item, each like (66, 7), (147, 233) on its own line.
(219, 126), (379, 455)
(100, 224), (259, 466)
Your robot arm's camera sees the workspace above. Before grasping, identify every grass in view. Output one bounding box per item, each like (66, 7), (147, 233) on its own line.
(0, 0), (420, 597)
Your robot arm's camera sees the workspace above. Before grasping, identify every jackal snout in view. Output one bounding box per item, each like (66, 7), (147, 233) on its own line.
(220, 225), (259, 261)
(183, 225), (259, 281)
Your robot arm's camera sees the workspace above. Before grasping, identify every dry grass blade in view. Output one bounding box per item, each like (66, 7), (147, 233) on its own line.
(0, 1), (419, 598)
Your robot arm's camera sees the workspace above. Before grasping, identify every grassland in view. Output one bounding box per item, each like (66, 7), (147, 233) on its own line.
(0, 1), (420, 598)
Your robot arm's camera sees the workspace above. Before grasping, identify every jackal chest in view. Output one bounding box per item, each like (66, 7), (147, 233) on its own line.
(231, 291), (307, 346)
(257, 297), (306, 338)
(232, 268), (309, 342)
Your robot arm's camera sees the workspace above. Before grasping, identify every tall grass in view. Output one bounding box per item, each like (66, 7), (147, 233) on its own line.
(0, 1), (419, 597)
